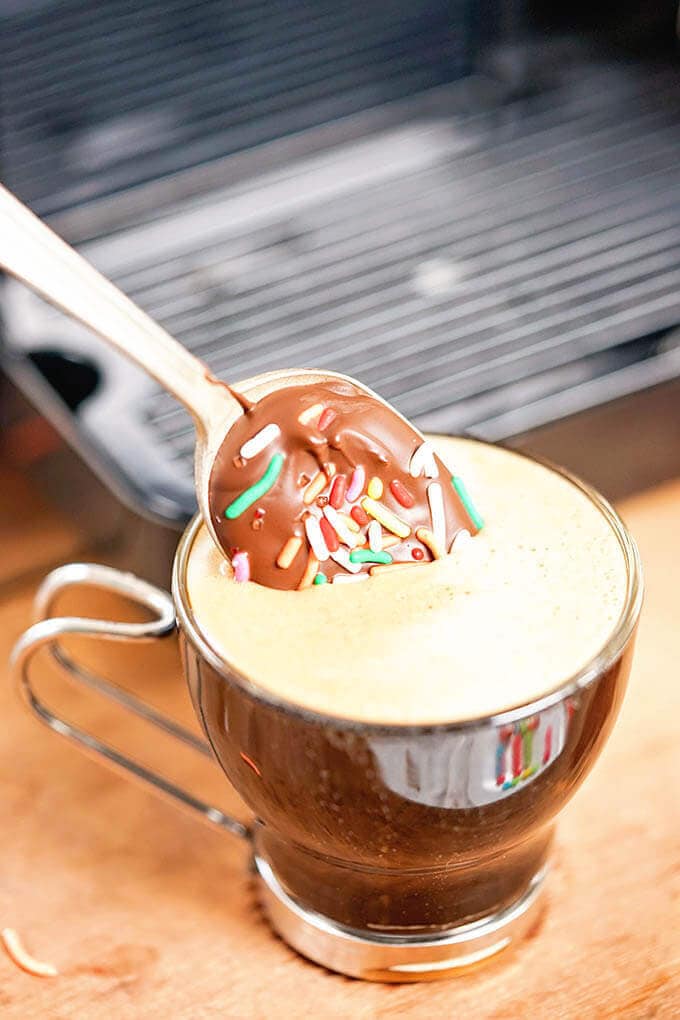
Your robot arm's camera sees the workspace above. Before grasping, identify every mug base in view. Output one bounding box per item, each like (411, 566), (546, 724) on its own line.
(254, 854), (547, 983)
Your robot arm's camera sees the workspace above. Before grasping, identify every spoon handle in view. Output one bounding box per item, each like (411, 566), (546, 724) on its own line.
(0, 183), (237, 431)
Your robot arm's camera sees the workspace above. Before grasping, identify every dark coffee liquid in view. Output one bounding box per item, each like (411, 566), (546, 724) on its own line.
(183, 631), (634, 933)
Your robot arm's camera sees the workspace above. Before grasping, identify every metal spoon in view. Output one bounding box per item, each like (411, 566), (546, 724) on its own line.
(0, 183), (447, 575)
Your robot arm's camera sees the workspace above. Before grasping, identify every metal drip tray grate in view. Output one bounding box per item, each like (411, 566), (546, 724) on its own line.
(3, 55), (680, 524)
(0, 0), (471, 216)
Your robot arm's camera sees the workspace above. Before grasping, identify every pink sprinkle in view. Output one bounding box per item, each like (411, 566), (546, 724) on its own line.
(232, 551), (250, 583)
(318, 407), (337, 431)
(346, 465), (365, 502)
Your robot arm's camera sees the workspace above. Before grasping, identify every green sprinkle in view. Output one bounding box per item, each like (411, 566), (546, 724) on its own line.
(225, 453), (284, 519)
(349, 549), (393, 565)
(313, 572), (327, 585)
(452, 475), (484, 531)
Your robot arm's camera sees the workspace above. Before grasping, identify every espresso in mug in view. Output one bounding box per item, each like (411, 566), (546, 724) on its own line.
(187, 436), (628, 724)
(13, 434), (640, 979)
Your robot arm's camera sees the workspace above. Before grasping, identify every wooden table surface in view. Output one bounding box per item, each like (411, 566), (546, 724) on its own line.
(1, 462), (679, 1019)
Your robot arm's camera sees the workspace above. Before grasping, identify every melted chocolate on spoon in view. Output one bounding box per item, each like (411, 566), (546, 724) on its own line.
(208, 380), (480, 590)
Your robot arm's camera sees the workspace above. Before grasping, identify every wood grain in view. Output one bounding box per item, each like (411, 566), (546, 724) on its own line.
(0, 468), (678, 1019)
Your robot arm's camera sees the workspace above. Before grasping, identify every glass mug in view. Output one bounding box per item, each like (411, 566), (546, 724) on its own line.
(10, 455), (642, 982)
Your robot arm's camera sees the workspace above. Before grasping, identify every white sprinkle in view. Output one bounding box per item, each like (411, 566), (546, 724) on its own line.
(450, 528), (472, 552)
(368, 520), (382, 552)
(304, 515), (329, 562)
(427, 481), (446, 550)
(330, 548), (362, 573)
(409, 441), (438, 479)
(239, 423), (280, 460)
(323, 506), (360, 549)
(333, 572), (369, 584)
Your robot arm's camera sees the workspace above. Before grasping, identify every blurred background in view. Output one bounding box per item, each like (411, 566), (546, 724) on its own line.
(2, 0), (680, 585)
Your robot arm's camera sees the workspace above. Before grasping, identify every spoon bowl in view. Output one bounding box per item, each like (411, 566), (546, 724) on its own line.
(0, 184), (479, 586)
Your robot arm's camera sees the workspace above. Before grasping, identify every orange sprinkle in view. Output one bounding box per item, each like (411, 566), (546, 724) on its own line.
(298, 552), (320, 589)
(303, 471), (328, 505)
(277, 536), (303, 569)
(369, 562), (419, 577)
(416, 527), (443, 559)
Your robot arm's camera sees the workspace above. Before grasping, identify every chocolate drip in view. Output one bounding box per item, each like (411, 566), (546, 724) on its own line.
(204, 370), (256, 413)
(209, 380), (478, 589)
(226, 386), (255, 413)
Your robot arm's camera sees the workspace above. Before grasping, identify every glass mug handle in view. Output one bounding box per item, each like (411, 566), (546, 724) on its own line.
(10, 563), (250, 842)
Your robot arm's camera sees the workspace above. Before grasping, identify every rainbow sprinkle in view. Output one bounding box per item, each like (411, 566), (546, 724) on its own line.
(276, 535), (303, 569)
(427, 481), (446, 550)
(239, 423), (280, 460)
(416, 526), (443, 559)
(451, 475), (484, 530)
(361, 497), (411, 539)
(232, 551), (250, 583)
(323, 506), (360, 548)
(333, 573), (368, 584)
(409, 441), (438, 479)
(449, 528), (471, 552)
(303, 471), (328, 505)
(367, 476), (384, 499)
(349, 549), (393, 565)
(346, 465), (365, 502)
(225, 453), (284, 519)
(367, 520), (382, 552)
(298, 552), (320, 590)
(304, 514), (330, 562)
(330, 547), (362, 574)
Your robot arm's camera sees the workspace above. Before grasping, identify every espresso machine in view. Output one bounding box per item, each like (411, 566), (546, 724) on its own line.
(1, 0), (680, 585)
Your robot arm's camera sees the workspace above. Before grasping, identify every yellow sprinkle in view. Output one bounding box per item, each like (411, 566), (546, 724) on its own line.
(416, 526), (443, 559)
(361, 497), (411, 539)
(369, 562), (419, 577)
(298, 402), (324, 425)
(382, 535), (401, 549)
(338, 513), (360, 533)
(277, 536), (303, 569)
(297, 552), (320, 590)
(303, 471), (328, 505)
(367, 476), (384, 499)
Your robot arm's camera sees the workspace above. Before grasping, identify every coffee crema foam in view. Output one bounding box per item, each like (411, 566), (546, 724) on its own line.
(186, 437), (629, 724)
